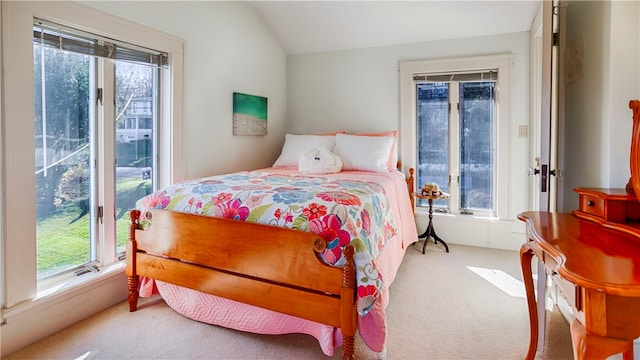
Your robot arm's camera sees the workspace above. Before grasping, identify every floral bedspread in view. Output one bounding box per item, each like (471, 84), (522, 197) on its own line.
(135, 171), (398, 316)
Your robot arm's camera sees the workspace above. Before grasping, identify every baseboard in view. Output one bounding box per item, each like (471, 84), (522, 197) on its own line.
(414, 213), (523, 251)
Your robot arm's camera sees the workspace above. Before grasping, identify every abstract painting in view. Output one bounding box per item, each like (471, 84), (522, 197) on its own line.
(233, 92), (268, 136)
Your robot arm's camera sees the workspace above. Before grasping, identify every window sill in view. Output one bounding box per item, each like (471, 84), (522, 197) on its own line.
(414, 207), (508, 223)
(35, 261), (125, 301)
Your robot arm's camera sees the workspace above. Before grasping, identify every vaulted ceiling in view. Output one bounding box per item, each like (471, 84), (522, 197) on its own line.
(248, 1), (542, 55)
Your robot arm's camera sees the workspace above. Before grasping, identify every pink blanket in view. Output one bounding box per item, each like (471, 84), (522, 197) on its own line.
(138, 168), (417, 356)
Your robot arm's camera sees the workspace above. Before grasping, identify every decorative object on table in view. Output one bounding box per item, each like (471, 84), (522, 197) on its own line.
(420, 182), (448, 197)
(233, 92), (268, 136)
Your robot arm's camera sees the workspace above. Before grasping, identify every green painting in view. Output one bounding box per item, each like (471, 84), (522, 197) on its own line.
(233, 92), (268, 136)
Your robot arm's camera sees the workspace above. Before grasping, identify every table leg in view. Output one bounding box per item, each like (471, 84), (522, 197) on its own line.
(521, 242), (538, 360)
(420, 223), (432, 254)
(536, 260), (547, 352)
(419, 223), (450, 253)
(418, 198), (449, 253)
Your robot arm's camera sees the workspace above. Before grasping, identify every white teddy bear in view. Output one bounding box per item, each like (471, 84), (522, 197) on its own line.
(298, 146), (343, 174)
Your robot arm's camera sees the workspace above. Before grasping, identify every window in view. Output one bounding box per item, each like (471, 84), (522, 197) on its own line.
(400, 55), (511, 219)
(1, 2), (183, 307)
(415, 73), (496, 215)
(33, 20), (163, 279)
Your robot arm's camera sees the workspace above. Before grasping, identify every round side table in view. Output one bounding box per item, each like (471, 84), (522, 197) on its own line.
(415, 193), (450, 254)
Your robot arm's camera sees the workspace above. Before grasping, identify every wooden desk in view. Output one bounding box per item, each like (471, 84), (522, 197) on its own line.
(518, 211), (640, 360)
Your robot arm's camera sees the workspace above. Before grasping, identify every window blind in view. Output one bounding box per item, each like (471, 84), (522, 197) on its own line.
(413, 70), (497, 83)
(33, 18), (167, 67)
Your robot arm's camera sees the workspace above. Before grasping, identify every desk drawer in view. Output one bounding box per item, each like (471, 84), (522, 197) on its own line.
(576, 190), (640, 222)
(553, 275), (577, 310)
(542, 251), (578, 309)
(579, 195), (604, 219)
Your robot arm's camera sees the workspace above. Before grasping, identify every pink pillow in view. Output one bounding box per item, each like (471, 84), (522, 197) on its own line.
(354, 130), (398, 171)
(315, 131), (346, 135)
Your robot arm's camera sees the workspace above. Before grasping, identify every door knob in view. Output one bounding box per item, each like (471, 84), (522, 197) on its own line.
(549, 168), (564, 177)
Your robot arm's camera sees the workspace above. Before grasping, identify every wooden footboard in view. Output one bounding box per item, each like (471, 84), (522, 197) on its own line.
(127, 209), (358, 359)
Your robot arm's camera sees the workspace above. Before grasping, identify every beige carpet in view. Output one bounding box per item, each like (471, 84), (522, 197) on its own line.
(5, 244), (573, 360)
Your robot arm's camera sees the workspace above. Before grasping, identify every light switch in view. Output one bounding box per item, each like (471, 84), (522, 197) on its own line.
(518, 125), (528, 138)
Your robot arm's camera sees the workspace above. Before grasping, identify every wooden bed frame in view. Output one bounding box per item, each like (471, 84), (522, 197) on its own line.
(126, 167), (415, 360)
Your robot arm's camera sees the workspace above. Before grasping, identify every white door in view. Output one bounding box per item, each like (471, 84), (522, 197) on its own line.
(530, 0), (561, 212)
(529, 3), (563, 354)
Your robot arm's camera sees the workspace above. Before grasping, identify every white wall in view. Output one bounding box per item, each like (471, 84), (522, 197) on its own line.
(561, 0), (640, 211)
(1, 2), (286, 356)
(608, 1), (640, 186)
(83, 1), (288, 179)
(287, 32), (531, 250)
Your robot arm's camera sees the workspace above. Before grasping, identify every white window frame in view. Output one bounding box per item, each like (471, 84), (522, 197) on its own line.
(1, 1), (184, 308)
(400, 54), (512, 220)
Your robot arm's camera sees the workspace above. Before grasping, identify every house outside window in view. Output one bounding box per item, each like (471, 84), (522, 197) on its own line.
(117, 98), (154, 144)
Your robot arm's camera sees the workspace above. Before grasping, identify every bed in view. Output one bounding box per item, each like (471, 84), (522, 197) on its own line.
(126, 132), (418, 359)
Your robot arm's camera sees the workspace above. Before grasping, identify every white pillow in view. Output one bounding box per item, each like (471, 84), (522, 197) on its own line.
(333, 133), (395, 172)
(356, 130), (398, 171)
(273, 134), (337, 167)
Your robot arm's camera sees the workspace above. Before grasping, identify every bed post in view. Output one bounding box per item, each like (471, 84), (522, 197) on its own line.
(341, 244), (357, 360)
(407, 168), (415, 210)
(127, 210), (140, 312)
(397, 161), (416, 209)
